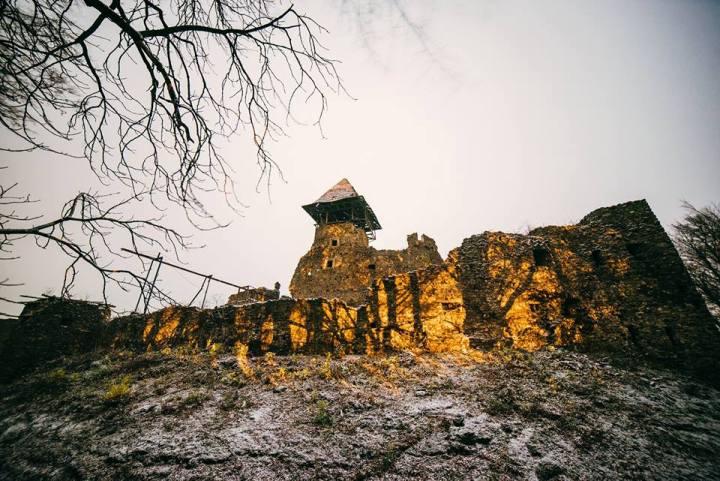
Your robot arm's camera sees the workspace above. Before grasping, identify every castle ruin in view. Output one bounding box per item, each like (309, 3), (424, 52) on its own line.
(290, 178), (443, 306)
(284, 179), (719, 366)
(2, 178), (719, 382)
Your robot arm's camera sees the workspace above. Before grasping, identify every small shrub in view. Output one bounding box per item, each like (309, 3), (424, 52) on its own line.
(220, 391), (237, 410)
(517, 401), (544, 418)
(221, 371), (247, 388)
(218, 390), (255, 411)
(209, 342), (224, 368)
(320, 353), (333, 380)
(486, 396), (516, 415)
(182, 389), (208, 407)
(546, 375), (559, 393)
(313, 399), (332, 426)
(292, 368), (312, 380)
(37, 367), (70, 392)
(263, 352), (277, 366)
(103, 375), (133, 402)
(47, 368), (67, 381)
(273, 367), (288, 383)
(381, 444), (400, 472)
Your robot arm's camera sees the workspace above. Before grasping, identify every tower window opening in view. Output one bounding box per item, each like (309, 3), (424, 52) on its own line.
(591, 249), (604, 268)
(331, 239), (338, 246)
(325, 259), (334, 269)
(626, 243), (642, 258)
(532, 247), (550, 267)
(562, 297), (579, 317)
(368, 263), (376, 270)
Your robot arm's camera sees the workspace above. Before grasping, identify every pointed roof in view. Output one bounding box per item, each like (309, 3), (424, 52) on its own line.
(302, 178), (382, 234)
(314, 178), (359, 204)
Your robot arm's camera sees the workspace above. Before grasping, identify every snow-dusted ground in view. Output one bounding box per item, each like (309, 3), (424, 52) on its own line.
(1, 349), (718, 480)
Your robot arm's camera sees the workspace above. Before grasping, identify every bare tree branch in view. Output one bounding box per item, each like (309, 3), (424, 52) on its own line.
(0, 182), (185, 307)
(673, 201), (720, 321)
(0, 1), (343, 306)
(1, 0), (342, 219)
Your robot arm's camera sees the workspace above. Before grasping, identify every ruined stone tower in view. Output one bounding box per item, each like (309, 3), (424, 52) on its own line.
(289, 179), (443, 306)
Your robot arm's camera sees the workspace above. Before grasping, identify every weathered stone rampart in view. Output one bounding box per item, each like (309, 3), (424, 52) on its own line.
(3, 199), (718, 384)
(0, 297), (110, 382)
(227, 285), (280, 306)
(290, 222), (443, 306)
(457, 200), (719, 374)
(108, 259), (468, 356)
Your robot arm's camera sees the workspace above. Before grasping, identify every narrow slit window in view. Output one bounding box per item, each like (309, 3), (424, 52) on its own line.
(532, 247), (550, 267)
(325, 259), (334, 268)
(562, 297), (579, 316)
(591, 249), (603, 268)
(626, 243), (642, 258)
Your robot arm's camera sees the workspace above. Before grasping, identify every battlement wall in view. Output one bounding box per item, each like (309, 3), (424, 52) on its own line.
(289, 223), (443, 306)
(107, 261), (467, 357)
(457, 200), (719, 373)
(4, 199), (718, 384)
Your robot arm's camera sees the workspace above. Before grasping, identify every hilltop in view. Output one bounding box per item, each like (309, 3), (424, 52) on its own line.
(1, 347), (718, 480)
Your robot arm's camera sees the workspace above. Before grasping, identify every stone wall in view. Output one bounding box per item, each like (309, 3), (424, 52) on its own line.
(457, 200), (720, 376)
(289, 222), (443, 306)
(108, 261), (468, 356)
(227, 286), (280, 306)
(5, 200), (718, 383)
(0, 297), (110, 382)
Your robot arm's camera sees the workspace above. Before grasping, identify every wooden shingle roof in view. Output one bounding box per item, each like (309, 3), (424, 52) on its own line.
(314, 178), (359, 204)
(302, 178), (381, 234)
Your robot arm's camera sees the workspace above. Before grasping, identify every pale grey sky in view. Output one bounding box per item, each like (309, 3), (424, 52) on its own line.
(2, 0), (719, 315)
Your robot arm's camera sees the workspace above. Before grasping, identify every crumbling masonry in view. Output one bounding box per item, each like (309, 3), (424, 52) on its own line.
(105, 179), (720, 381)
(2, 179), (718, 382)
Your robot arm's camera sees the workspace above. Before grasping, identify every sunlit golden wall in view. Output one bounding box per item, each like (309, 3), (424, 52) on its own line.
(289, 222), (443, 306)
(458, 200), (720, 371)
(108, 260), (470, 357)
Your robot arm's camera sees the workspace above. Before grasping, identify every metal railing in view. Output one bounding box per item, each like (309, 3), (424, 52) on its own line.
(122, 248), (251, 314)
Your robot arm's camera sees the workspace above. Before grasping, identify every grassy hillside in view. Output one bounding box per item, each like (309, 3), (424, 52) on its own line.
(1, 348), (718, 480)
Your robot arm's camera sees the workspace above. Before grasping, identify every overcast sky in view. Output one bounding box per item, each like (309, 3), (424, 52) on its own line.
(2, 0), (719, 315)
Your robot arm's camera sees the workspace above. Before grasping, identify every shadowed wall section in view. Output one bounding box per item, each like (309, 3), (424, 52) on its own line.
(107, 261), (468, 357)
(458, 200), (719, 374)
(0, 298), (110, 382)
(4, 199), (718, 384)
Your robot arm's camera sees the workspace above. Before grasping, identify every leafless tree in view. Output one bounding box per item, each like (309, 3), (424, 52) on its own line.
(0, 177), (184, 307)
(1, 0), (340, 208)
(673, 202), (720, 320)
(0, 0), (342, 307)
